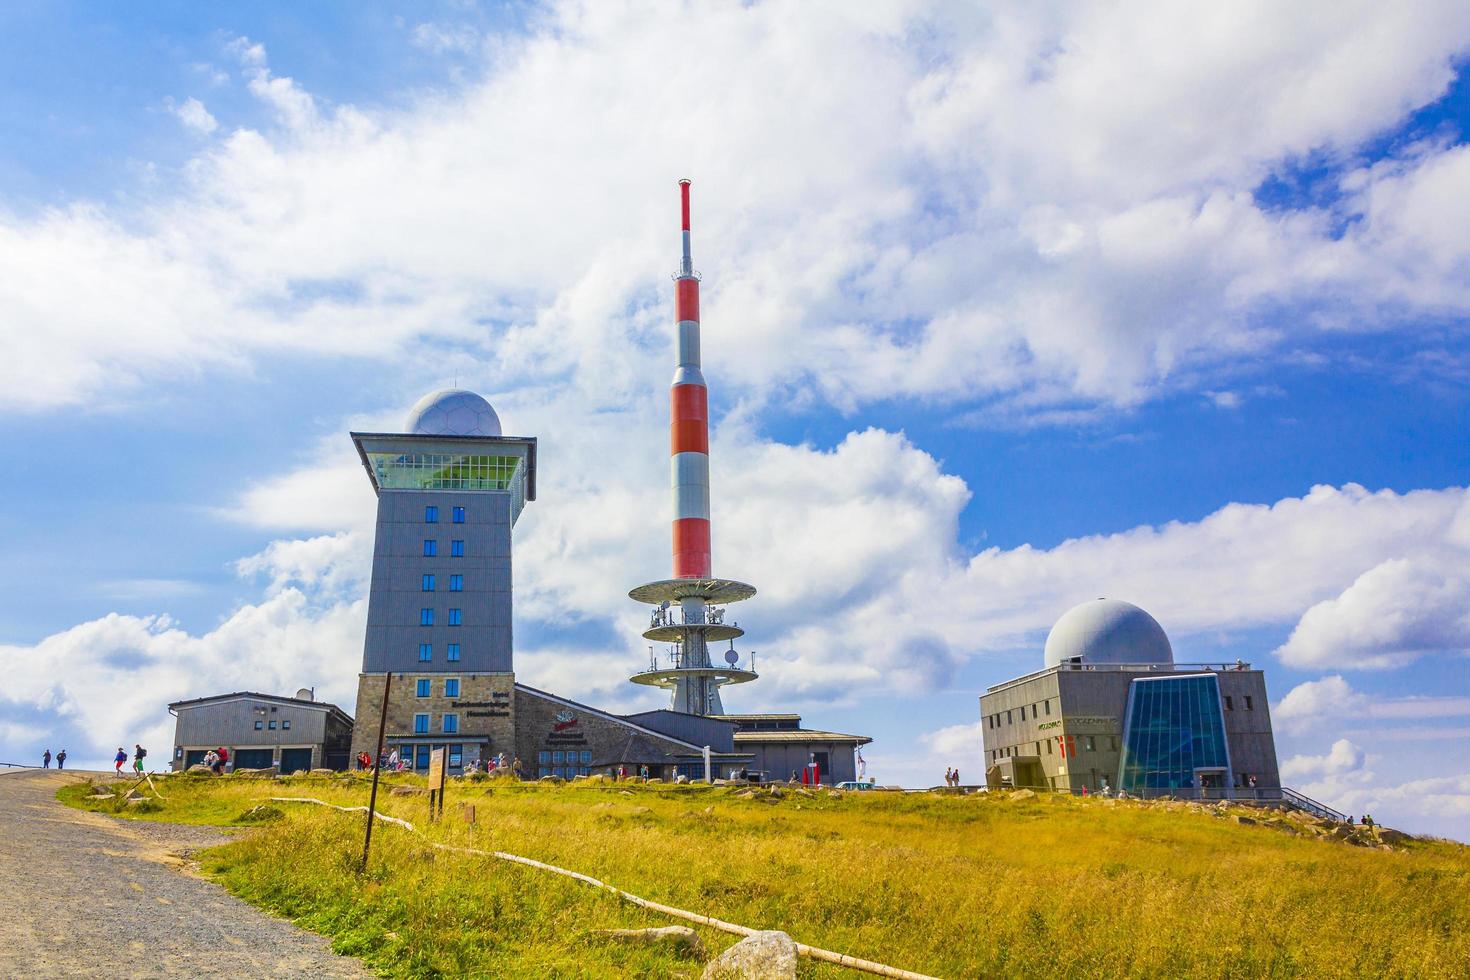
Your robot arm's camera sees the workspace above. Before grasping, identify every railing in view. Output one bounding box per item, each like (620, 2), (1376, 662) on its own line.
(1280, 786), (1348, 822)
(986, 660), (1256, 694)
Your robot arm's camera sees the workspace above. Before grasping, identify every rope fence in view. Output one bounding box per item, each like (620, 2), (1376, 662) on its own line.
(270, 796), (941, 980)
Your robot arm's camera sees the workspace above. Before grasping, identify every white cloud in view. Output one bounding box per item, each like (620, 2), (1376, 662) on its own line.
(1281, 739), (1470, 836)
(1281, 737), (1369, 782)
(4, 3), (1470, 415)
(1275, 559), (1470, 669)
(173, 97), (218, 135)
(1275, 674), (1470, 734)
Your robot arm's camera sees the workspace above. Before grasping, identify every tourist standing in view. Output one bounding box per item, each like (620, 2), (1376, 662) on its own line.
(387, 748), (400, 770)
(133, 744), (146, 774)
(56, 750), (66, 770)
(944, 766), (953, 787)
(42, 749), (51, 769)
(113, 748), (127, 775)
(953, 768), (961, 788)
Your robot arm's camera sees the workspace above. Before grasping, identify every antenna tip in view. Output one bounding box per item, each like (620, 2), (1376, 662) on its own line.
(678, 178), (691, 186)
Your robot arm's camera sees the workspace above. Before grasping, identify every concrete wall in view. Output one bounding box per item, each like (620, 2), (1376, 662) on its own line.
(362, 489), (513, 674)
(350, 671), (515, 767)
(981, 666), (1281, 793)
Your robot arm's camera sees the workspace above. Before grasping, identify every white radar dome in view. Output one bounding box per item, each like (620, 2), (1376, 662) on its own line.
(1043, 598), (1173, 668)
(404, 389), (502, 437)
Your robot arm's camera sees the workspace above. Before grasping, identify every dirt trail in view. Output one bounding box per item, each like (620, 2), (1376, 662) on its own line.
(0, 768), (371, 979)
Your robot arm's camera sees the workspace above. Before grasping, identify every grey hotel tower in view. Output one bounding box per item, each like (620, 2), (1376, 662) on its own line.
(348, 389), (536, 770)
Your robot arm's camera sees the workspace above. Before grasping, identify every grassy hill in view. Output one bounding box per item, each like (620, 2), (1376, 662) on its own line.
(61, 773), (1470, 978)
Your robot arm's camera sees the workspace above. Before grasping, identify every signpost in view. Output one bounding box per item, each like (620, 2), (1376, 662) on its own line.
(360, 672), (393, 873)
(427, 746), (448, 821)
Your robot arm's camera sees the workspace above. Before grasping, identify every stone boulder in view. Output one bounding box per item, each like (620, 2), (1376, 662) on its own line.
(186, 764), (214, 774)
(1233, 815), (1257, 826)
(1010, 789), (1037, 801)
(595, 926), (706, 960)
(1374, 827), (1410, 846)
(310, 768), (335, 775)
(390, 785), (427, 796)
(702, 931), (798, 979)
(539, 775), (565, 785)
(231, 767), (277, 778)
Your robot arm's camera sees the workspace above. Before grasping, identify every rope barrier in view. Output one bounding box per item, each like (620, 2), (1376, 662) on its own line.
(270, 796), (941, 980)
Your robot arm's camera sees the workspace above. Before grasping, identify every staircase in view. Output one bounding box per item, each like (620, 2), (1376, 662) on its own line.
(1280, 786), (1348, 822)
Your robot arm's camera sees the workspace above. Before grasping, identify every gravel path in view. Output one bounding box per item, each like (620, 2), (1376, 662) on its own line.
(0, 768), (372, 979)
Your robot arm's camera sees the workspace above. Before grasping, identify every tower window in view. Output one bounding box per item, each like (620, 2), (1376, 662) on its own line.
(452, 506), (466, 523)
(282, 720), (290, 730)
(420, 608), (434, 626)
(416, 679), (431, 697)
(1224, 696), (1234, 711)
(448, 608), (462, 626)
(423, 540), (438, 557)
(425, 506), (439, 524)
(449, 574), (463, 592)
(451, 539), (465, 557)
(254, 720), (263, 730)
(444, 678), (460, 698)
(446, 643), (460, 662)
(422, 574), (436, 592)
(418, 643), (432, 662)
(1245, 696), (1254, 710)
(414, 714), (429, 734)
(1045, 700), (1051, 715)
(443, 714), (459, 734)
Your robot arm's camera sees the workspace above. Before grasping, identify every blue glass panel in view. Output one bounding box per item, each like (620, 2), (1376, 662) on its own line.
(1118, 674), (1230, 793)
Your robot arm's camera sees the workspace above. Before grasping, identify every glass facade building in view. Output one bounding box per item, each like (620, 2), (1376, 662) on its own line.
(1118, 674), (1232, 793)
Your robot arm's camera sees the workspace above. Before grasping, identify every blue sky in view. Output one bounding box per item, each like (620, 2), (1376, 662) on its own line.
(2, 1), (1469, 838)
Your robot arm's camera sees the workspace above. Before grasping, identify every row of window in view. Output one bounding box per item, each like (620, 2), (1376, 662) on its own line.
(418, 643), (462, 662)
(1224, 695), (1254, 711)
(415, 678), (461, 698)
(538, 750), (594, 765)
(424, 506), (467, 524)
(421, 575), (465, 591)
(252, 719), (291, 731)
(990, 735), (1120, 762)
(423, 540), (467, 557)
(413, 713), (459, 734)
(419, 608), (464, 626)
(987, 699), (1054, 729)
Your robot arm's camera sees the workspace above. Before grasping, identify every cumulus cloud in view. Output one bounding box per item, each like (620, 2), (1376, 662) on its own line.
(1281, 737), (1368, 783)
(1275, 559), (1470, 669)
(4, 2), (1470, 415)
(1275, 675), (1470, 734)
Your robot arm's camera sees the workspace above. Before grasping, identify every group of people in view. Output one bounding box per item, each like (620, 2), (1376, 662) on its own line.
(354, 749), (527, 778)
(199, 747), (229, 774)
(113, 745), (148, 775)
(943, 766), (963, 788)
(40, 749), (67, 770)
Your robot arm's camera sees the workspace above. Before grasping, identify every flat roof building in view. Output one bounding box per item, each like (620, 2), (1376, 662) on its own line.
(981, 599), (1281, 799)
(168, 690), (353, 773)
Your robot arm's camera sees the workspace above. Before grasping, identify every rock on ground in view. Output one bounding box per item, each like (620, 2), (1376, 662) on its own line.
(702, 931), (798, 979)
(595, 926), (706, 960)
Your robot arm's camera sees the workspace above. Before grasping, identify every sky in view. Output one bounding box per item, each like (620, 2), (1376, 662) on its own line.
(1, 1), (1468, 839)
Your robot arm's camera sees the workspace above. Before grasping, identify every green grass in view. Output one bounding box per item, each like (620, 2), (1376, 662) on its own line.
(60, 774), (1470, 978)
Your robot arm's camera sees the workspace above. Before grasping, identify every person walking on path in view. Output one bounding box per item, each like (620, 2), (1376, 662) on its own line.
(113, 748), (127, 775)
(42, 749), (51, 769)
(132, 744), (146, 774)
(56, 750), (66, 770)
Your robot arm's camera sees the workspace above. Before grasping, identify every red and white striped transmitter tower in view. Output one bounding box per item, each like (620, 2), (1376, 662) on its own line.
(629, 180), (759, 716)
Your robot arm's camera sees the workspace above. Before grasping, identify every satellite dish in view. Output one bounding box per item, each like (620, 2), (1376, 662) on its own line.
(724, 649), (739, 666)
(295, 688), (314, 702)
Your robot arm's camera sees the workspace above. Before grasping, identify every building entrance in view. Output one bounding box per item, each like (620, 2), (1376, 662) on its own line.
(280, 748), (313, 774)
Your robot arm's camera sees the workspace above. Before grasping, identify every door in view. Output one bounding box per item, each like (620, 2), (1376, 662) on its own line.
(184, 750), (208, 769)
(233, 748), (274, 770)
(279, 748), (313, 774)
(812, 751), (831, 785)
(415, 745), (431, 770)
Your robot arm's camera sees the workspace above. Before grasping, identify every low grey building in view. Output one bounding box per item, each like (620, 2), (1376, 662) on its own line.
(168, 690), (354, 773)
(724, 714), (871, 785)
(981, 599), (1281, 798)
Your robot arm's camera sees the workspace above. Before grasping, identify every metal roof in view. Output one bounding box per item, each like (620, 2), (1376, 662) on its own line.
(166, 691), (354, 727)
(734, 729), (872, 745)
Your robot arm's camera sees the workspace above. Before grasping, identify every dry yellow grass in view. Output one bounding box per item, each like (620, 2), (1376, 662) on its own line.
(61, 774), (1470, 978)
